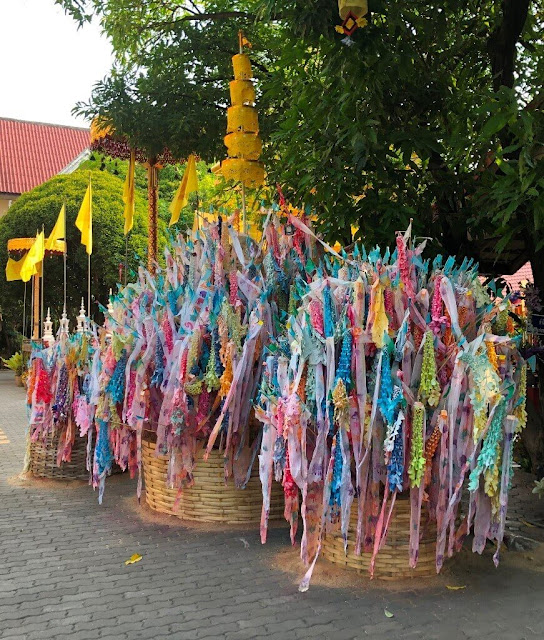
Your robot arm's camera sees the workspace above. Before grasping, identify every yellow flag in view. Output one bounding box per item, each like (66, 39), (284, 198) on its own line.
(123, 150), (135, 235)
(76, 177), (93, 254)
(20, 231), (45, 283)
(45, 204), (66, 252)
(169, 155), (198, 226)
(5, 255), (25, 281)
(370, 281), (389, 349)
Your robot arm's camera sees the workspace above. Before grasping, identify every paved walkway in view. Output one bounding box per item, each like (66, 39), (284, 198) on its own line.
(1, 369), (544, 640)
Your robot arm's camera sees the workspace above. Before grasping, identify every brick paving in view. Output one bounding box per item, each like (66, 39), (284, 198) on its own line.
(1, 368), (544, 639)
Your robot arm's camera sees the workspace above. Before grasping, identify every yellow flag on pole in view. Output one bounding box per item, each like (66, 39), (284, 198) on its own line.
(20, 231), (45, 283)
(169, 155), (198, 226)
(45, 204), (66, 252)
(5, 255), (25, 281)
(123, 150), (135, 235)
(76, 176), (93, 254)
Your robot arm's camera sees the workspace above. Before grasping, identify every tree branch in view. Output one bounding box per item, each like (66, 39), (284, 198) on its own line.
(487, 0), (531, 91)
(147, 11), (255, 31)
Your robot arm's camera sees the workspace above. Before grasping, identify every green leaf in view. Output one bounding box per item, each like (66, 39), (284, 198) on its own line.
(494, 230), (514, 255)
(482, 112), (511, 138)
(495, 158), (515, 175)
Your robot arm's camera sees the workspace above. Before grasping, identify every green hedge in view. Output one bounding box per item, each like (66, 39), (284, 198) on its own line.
(0, 169), (148, 333)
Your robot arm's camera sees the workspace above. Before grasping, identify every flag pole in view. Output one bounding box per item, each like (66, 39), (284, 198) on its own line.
(63, 199), (67, 315)
(87, 253), (91, 326)
(22, 281), (27, 338)
(32, 274), (40, 340)
(125, 234), (128, 287)
(87, 173), (92, 325)
(30, 276), (34, 340)
(123, 152), (134, 287)
(238, 31), (248, 235)
(241, 182), (247, 234)
(41, 225), (45, 340)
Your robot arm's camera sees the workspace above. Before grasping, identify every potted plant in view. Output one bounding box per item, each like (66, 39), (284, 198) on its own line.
(3, 352), (24, 386)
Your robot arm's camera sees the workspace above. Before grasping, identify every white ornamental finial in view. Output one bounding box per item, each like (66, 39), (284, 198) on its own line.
(77, 298), (87, 333)
(59, 306), (70, 336)
(105, 289), (114, 339)
(107, 288), (114, 316)
(43, 308), (54, 347)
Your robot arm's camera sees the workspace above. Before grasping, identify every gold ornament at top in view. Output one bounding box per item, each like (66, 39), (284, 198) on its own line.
(218, 35), (264, 188)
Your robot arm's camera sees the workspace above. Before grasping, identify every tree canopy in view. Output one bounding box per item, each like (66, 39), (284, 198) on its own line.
(0, 169), (148, 333)
(64, 0), (277, 162)
(260, 1), (544, 278)
(57, 0), (544, 284)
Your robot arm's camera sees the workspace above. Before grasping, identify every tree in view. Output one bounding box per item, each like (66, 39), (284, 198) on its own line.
(0, 169), (148, 334)
(257, 2), (544, 271)
(58, 1), (544, 276)
(58, 0), (280, 159)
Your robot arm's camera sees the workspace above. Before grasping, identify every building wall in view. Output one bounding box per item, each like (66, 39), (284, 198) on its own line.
(0, 193), (18, 218)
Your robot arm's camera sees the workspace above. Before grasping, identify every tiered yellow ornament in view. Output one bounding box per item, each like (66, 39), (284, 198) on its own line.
(220, 43), (265, 189)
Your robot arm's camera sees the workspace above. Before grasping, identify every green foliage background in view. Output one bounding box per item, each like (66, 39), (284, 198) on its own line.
(258, 0), (544, 270)
(56, 0), (544, 281)
(79, 154), (217, 235)
(0, 154), (233, 345)
(0, 169), (148, 334)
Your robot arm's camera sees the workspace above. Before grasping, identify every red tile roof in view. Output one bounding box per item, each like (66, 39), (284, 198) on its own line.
(503, 262), (533, 291)
(0, 118), (89, 195)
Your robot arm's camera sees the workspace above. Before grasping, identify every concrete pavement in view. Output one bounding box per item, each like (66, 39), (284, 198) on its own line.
(1, 369), (544, 640)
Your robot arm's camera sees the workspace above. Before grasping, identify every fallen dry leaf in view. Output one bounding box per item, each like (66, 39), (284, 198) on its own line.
(446, 585), (466, 590)
(125, 553), (143, 566)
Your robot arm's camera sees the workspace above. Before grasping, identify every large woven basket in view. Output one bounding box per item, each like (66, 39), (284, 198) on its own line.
(142, 436), (284, 524)
(321, 497), (437, 579)
(29, 430), (89, 480)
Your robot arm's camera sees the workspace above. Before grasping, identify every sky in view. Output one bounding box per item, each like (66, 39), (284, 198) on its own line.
(0, 0), (113, 128)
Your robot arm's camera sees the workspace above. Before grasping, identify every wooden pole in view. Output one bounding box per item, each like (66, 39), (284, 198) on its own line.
(147, 158), (159, 274)
(32, 273), (40, 340)
(239, 31), (248, 235)
(241, 181), (247, 234)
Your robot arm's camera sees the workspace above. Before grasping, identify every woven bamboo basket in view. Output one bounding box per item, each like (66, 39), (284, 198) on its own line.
(29, 430), (89, 480)
(321, 498), (437, 580)
(142, 436), (284, 524)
